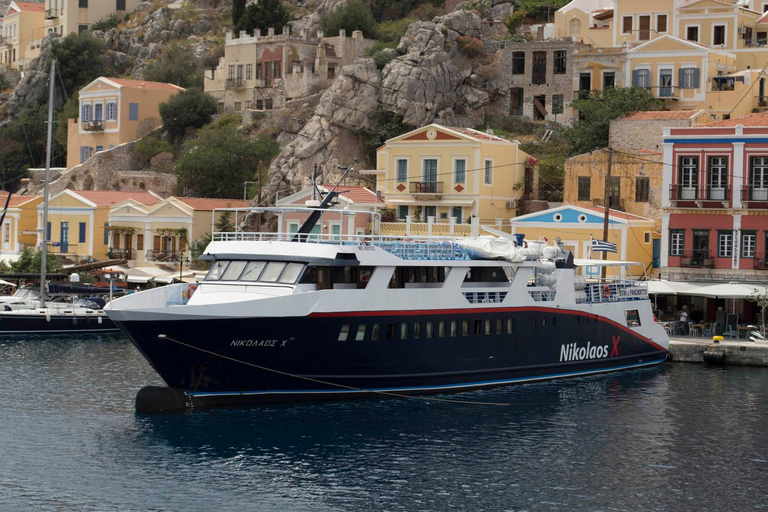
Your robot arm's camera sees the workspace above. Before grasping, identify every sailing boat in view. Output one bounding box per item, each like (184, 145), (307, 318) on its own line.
(0, 60), (118, 334)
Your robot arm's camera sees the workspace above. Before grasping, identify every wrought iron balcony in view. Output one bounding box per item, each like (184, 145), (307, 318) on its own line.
(741, 184), (768, 205)
(45, 8), (60, 19)
(107, 248), (134, 260)
(676, 249), (714, 268)
(409, 181), (443, 194)
(669, 184), (730, 204)
(83, 120), (104, 131)
(146, 249), (182, 262)
(225, 78), (246, 90)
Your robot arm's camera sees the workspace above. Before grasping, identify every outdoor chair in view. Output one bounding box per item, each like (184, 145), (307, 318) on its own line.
(704, 323), (718, 337)
(724, 324), (739, 339)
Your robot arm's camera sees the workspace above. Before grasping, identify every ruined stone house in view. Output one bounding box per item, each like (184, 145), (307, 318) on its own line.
(204, 27), (374, 114)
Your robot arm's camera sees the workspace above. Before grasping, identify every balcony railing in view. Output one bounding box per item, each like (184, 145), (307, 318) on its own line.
(676, 249), (714, 268)
(45, 8), (60, 19)
(741, 185), (768, 204)
(108, 248), (134, 260)
(669, 184), (730, 203)
(409, 181), (443, 194)
(225, 78), (245, 90)
(83, 120), (104, 131)
(146, 249), (183, 262)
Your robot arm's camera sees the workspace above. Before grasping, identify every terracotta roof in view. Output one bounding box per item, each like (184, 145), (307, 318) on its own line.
(619, 110), (701, 121)
(706, 111), (768, 127)
(446, 127), (509, 142)
(321, 185), (384, 204)
(579, 205), (653, 222)
(105, 78), (184, 91)
(74, 191), (162, 207)
(177, 197), (252, 210)
(14, 2), (45, 12)
(0, 193), (39, 207)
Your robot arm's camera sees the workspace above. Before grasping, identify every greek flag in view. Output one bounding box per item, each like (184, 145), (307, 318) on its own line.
(591, 238), (617, 253)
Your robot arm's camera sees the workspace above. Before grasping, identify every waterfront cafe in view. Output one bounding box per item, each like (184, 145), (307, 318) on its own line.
(646, 280), (767, 338)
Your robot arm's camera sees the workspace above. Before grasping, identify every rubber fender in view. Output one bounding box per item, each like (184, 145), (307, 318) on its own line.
(135, 386), (189, 413)
(702, 349), (727, 365)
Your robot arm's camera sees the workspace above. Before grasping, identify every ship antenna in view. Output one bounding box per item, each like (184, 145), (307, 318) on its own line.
(292, 159), (357, 242)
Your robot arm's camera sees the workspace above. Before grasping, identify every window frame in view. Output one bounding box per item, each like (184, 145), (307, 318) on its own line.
(511, 52), (525, 75)
(635, 176), (650, 202)
(396, 158), (408, 183)
(717, 230), (733, 258)
(670, 229), (685, 256)
(553, 51), (566, 74)
(531, 51), (547, 85)
(484, 159), (493, 185)
(742, 231), (756, 258)
(622, 15), (633, 35)
(577, 176), (591, 201)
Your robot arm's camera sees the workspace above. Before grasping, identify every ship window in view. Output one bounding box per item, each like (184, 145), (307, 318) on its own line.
(485, 319), (492, 335)
(371, 323), (382, 340)
(506, 318), (514, 333)
(401, 322), (409, 339)
(496, 319), (503, 335)
(625, 309), (641, 327)
(450, 321), (458, 337)
(260, 262), (286, 282)
(387, 323), (396, 340)
(474, 320), (481, 335)
(542, 317), (547, 327)
(279, 263), (304, 283)
(462, 320), (469, 336)
(463, 266), (512, 283)
(206, 261), (228, 280)
(532, 317), (537, 327)
(438, 321), (445, 337)
(221, 261), (247, 280)
(355, 324), (367, 341)
(338, 325), (350, 341)
(414, 322), (421, 339)
(241, 261), (267, 281)
(425, 322), (434, 338)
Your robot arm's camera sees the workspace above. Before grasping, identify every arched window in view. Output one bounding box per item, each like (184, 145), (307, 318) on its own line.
(569, 18), (581, 36)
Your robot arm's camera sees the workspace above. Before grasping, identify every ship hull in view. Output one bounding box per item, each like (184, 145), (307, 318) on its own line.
(114, 306), (668, 407)
(0, 311), (117, 334)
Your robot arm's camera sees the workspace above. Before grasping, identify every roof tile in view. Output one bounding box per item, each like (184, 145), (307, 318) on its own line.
(74, 191), (162, 206)
(706, 111), (768, 127)
(177, 198), (252, 210)
(619, 110), (701, 121)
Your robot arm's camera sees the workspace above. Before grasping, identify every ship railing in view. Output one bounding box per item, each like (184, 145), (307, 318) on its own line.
(584, 280), (649, 304)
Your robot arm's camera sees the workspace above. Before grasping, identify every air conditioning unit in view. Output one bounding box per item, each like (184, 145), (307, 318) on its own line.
(739, 26), (747, 34)
(506, 200), (517, 209)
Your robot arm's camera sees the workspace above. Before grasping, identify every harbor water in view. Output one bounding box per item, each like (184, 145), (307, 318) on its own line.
(2, 334), (768, 511)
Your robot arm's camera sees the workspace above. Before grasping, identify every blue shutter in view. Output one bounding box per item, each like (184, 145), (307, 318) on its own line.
(129, 103), (139, 120)
(79, 222), (86, 243)
(632, 70), (639, 87)
(693, 68), (700, 88)
(46, 222), (51, 242)
(678, 69), (685, 88)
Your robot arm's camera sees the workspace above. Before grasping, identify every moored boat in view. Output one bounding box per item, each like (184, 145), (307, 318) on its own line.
(105, 206), (669, 411)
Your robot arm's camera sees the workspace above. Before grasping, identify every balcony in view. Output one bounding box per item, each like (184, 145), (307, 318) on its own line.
(45, 8), (60, 19)
(678, 249), (714, 268)
(648, 85), (681, 100)
(146, 249), (182, 262)
(409, 181), (443, 195)
(107, 248), (134, 260)
(225, 78), (245, 90)
(669, 184), (730, 206)
(83, 120), (104, 131)
(741, 185), (768, 207)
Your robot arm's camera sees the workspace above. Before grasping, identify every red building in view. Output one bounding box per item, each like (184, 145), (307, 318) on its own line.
(659, 113), (768, 325)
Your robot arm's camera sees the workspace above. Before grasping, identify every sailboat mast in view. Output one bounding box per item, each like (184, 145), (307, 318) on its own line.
(39, 59), (55, 307)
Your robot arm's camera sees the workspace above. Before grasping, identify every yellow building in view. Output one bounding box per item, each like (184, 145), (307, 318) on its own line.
(0, 193), (42, 260)
(509, 205), (655, 277)
(1, 1), (44, 71)
(364, 124), (537, 237)
(43, 0), (140, 36)
(66, 77), (184, 170)
(38, 190), (163, 261)
(107, 197), (251, 267)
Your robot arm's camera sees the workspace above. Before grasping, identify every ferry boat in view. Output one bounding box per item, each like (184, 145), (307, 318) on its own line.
(105, 206), (669, 410)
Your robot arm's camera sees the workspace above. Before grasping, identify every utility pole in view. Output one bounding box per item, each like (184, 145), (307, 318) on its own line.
(601, 146), (613, 279)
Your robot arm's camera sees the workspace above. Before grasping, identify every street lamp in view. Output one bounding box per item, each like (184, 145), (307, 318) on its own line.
(176, 257), (190, 281)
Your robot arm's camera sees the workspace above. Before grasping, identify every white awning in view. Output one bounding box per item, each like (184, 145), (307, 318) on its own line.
(645, 280), (762, 299)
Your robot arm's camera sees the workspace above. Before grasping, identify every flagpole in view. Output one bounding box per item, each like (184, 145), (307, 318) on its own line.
(601, 147), (613, 280)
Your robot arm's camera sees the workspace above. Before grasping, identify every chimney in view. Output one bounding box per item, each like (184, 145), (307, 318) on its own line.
(268, 27), (275, 36)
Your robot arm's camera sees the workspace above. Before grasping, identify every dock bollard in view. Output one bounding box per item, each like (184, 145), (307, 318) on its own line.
(712, 336), (724, 344)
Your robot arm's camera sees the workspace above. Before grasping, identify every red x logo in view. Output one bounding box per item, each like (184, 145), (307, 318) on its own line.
(610, 336), (620, 357)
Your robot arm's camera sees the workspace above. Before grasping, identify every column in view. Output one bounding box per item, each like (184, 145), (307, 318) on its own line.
(660, 213), (670, 268)
(732, 142), (744, 209)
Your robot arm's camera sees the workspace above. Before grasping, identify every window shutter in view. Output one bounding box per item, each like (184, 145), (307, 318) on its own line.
(153, 235), (161, 251)
(693, 68), (700, 88)
(632, 70), (639, 87)
(678, 68), (685, 88)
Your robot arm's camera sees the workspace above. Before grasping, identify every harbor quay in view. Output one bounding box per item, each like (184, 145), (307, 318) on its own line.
(668, 336), (768, 366)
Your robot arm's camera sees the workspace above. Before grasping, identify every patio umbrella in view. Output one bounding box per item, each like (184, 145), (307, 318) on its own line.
(693, 283), (760, 299)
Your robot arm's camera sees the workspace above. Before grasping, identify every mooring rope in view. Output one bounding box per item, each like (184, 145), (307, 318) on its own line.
(159, 335), (510, 407)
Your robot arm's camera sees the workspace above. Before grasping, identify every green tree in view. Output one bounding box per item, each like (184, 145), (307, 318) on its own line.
(49, 33), (105, 99)
(320, 0), (377, 38)
(564, 87), (663, 155)
(0, 73), (11, 91)
(10, 248), (62, 274)
(358, 106), (410, 164)
(54, 88), (81, 153)
(175, 117), (279, 198)
(233, 0), (247, 26)
(158, 87), (218, 143)
(369, 0), (444, 22)
(143, 42), (204, 89)
(216, 208), (235, 232)
(235, 0), (290, 36)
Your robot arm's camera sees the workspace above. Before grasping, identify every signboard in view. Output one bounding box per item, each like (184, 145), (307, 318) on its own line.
(618, 287), (648, 299)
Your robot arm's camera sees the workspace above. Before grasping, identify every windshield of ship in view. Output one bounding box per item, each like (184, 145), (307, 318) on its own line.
(205, 260), (305, 284)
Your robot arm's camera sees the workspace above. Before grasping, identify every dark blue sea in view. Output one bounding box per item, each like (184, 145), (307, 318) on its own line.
(1, 334), (768, 511)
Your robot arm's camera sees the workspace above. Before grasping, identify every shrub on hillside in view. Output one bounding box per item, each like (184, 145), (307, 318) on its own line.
(143, 42), (204, 89)
(158, 88), (218, 143)
(320, 0), (376, 38)
(457, 36), (483, 58)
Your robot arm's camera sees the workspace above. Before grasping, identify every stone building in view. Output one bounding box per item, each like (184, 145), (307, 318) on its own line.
(608, 110), (711, 152)
(205, 27), (374, 114)
(498, 38), (589, 124)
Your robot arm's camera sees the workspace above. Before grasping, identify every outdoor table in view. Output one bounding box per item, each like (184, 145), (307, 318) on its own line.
(692, 323), (708, 337)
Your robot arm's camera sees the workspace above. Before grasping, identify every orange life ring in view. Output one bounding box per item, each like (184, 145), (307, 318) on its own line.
(187, 284), (197, 298)
(601, 284), (610, 298)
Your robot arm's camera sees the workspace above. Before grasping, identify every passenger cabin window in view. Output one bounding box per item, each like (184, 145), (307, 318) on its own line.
(463, 267), (513, 283)
(221, 261), (248, 280)
(206, 261), (228, 280)
(625, 309), (641, 327)
(205, 260), (304, 284)
(241, 261), (267, 281)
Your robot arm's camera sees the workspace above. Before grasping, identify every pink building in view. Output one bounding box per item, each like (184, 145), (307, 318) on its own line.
(659, 113), (768, 325)
(276, 185), (384, 239)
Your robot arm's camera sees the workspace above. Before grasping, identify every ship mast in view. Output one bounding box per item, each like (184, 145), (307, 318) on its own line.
(292, 159), (356, 242)
(39, 59), (56, 307)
